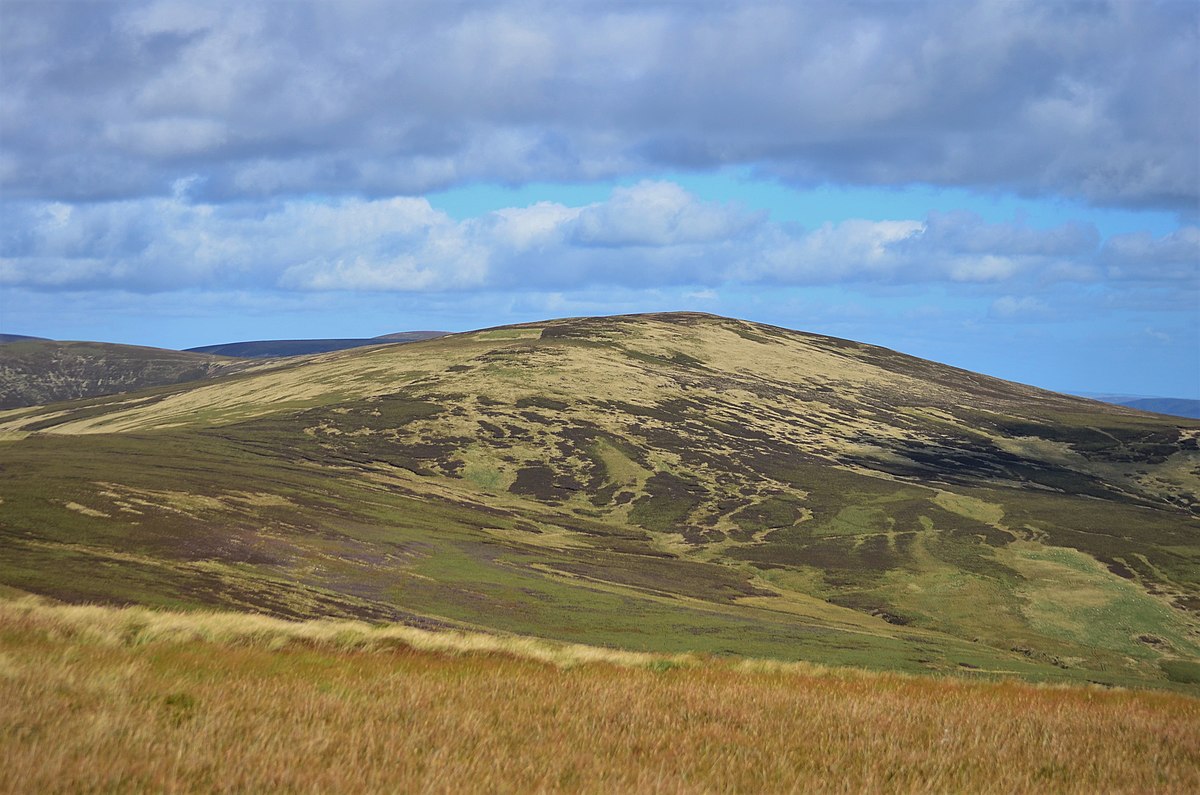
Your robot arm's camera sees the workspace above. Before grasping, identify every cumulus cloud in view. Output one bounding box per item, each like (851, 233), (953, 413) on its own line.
(3, 181), (1188, 296)
(1, 1), (1195, 211)
(572, 182), (761, 247)
(747, 211), (1110, 286)
(1099, 226), (1200, 281)
(0, 194), (485, 292)
(749, 219), (926, 284)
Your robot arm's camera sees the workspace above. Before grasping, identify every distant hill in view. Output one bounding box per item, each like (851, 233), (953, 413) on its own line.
(0, 334), (50, 344)
(1, 312), (1196, 690)
(186, 331), (448, 358)
(1114, 398), (1200, 419)
(373, 331), (451, 342)
(0, 331), (447, 408)
(0, 340), (255, 409)
(1076, 393), (1200, 419)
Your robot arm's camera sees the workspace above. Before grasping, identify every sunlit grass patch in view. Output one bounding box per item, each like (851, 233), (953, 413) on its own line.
(1005, 543), (1200, 659)
(0, 598), (689, 669)
(471, 327), (544, 341)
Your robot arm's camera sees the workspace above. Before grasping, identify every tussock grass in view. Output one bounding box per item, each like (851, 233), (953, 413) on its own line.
(0, 598), (694, 670)
(2, 599), (1198, 793)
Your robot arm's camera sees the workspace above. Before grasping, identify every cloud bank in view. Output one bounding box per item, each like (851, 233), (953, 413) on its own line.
(2, 0), (1196, 212)
(4, 181), (1195, 295)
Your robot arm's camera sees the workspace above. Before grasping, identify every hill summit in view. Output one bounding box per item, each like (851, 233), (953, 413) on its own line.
(1, 312), (1197, 688)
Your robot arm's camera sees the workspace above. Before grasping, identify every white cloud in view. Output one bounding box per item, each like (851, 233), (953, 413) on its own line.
(572, 181), (761, 247)
(745, 219), (920, 283)
(2, 182), (1191, 298)
(483, 202), (579, 250)
(948, 255), (1022, 282)
(990, 295), (1050, 319)
(282, 255), (453, 292)
(1100, 226), (1200, 281)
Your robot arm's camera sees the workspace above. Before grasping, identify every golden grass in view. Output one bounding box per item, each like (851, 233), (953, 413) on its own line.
(0, 599), (686, 669)
(2, 599), (1197, 794)
(62, 501), (111, 518)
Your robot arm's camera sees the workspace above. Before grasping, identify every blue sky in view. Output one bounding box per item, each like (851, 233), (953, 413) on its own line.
(1, 0), (1197, 397)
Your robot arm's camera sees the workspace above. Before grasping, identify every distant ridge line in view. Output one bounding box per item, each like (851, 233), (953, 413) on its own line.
(186, 332), (449, 358)
(0, 333), (51, 344)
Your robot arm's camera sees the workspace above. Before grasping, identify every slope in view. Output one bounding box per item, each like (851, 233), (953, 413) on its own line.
(1, 312), (1197, 689)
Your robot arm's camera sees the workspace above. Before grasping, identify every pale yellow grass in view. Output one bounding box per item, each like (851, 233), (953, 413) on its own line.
(62, 501), (111, 518)
(1, 599), (1197, 794)
(0, 598), (689, 669)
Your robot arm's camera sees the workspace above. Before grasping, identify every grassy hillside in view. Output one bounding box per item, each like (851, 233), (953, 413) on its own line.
(0, 312), (1197, 689)
(0, 340), (260, 409)
(2, 599), (1196, 794)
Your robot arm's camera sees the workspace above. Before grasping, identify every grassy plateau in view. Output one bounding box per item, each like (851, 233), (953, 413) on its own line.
(0, 311), (1197, 789)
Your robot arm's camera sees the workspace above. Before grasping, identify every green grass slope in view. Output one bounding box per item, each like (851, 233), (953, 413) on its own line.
(0, 340), (260, 409)
(1, 312), (1197, 689)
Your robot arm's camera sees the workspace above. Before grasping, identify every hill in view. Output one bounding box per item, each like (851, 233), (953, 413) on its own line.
(0, 312), (1197, 690)
(374, 330), (452, 342)
(0, 340), (258, 409)
(0, 333), (50, 344)
(186, 331), (447, 358)
(1078, 393), (1200, 419)
(1118, 398), (1200, 419)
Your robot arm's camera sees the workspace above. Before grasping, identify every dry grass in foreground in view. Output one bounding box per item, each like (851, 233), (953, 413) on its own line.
(1, 599), (1197, 794)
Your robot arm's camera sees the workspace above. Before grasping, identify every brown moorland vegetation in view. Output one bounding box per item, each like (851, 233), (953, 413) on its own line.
(2, 600), (1197, 794)
(3, 313), (1198, 691)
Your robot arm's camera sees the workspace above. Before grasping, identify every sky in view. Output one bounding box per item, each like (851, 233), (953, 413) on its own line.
(1, 0), (1197, 398)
